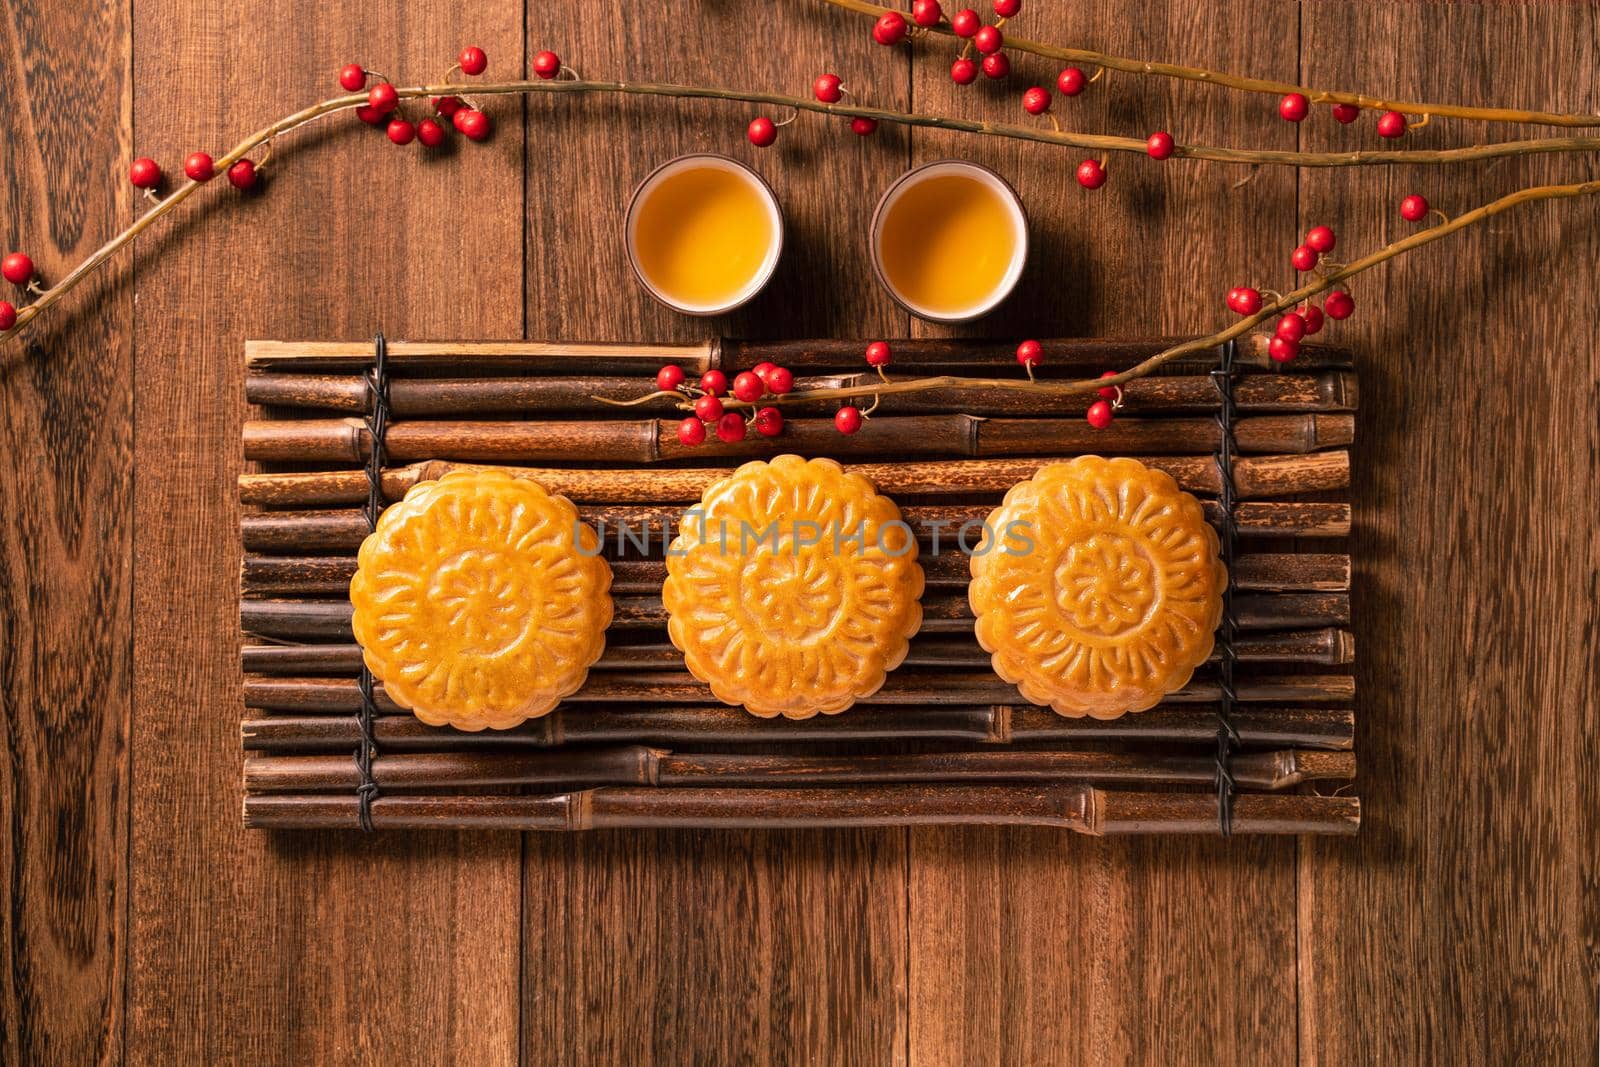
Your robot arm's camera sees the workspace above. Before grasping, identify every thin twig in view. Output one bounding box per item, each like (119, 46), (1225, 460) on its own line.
(820, 0), (1600, 128)
(6, 78), (1600, 339)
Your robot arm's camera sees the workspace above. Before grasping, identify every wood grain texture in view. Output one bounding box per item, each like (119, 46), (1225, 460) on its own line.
(1296, 4), (1600, 1063)
(0, 0), (131, 1064)
(520, 2), (912, 1063)
(903, 1), (1305, 1062)
(126, 1), (525, 1061)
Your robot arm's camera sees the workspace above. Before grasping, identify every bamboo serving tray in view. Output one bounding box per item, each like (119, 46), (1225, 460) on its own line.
(237, 337), (1361, 835)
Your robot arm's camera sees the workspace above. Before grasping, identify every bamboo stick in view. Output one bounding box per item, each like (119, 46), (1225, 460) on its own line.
(242, 703), (1355, 752)
(240, 413), (1353, 464)
(237, 454), (1348, 509)
(241, 671), (1354, 714)
(243, 627), (1354, 676)
(241, 786), (1362, 834)
(243, 745), (1356, 793)
(244, 368), (1358, 417)
(239, 590), (1349, 643)
(239, 550), (1350, 598)
(244, 336), (1355, 375)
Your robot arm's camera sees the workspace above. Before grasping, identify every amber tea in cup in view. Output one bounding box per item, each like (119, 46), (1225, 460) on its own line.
(626, 154), (783, 316)
(870, 160), (1028, 323)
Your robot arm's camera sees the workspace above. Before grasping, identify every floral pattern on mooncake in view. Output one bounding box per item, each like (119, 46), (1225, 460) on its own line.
(969, 456), (1226, 719)
(663, 455), (924, 719)
(349, 468), (612, 731)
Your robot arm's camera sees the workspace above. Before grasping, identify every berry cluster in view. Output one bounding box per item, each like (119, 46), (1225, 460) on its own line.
(348, 46), (500, 147)
(1014, 340), (1123, 429)
(1226, 223), (1355, 364)
(663, 362), (794, 447)
(1279, 93), (1411, 139)
(748, 70), (880, 147)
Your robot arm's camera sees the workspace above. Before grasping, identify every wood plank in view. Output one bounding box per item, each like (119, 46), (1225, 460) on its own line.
(1297, 4), (1600, 1062)
(126, 2), (524, 1060)
(904, 1), (1305, 1061)
(0, 0), (132, 1062)
(520, 3), (912, 1062)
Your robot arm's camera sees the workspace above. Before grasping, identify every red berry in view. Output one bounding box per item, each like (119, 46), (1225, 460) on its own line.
(1097, 370), (1120, 401)
(973, 25), (1003, 54)
(0, 301), (15, 330)
(1057, 67), (1087, 96)
(994, 0), (1020, 15)
(1331, 102), (1360, 124)
(695, 394), (725, 421)
(751, 362), (778, 383)
(834, 406), (863, 434)
(1291, 244), (1319, 272)
(747, 117), (777, 147)
(913, 0), (943, 26)
(873, 11), (908, 45)
(950, 58), (978, 85)
(1075, 159), (1106, 189)
(356, 104), (386, 126)
(1400, 194), (1429, 222)
(1085, 399), (1115, 429)
(1022, 87), (1050, 115)
(1324, 291), (1355, 320)
(950, 8), (980, 36)
(981, 53), (1009, 79)
(754, 406), (785, 437)
(1279, 93), (1309, 122)
(1275, 312), (1307, 342)
(699, 370), (728, 396)
(1297, 304), (1325, 335)
(765, 366), (794, 395)
(678, 417), (707, 447)
(533, 51), (561, 79)
(1268, 336), (1300, 363)
(1377, 111), (1407, 138)
(813, 73), (843, 103)
(129, 157), (162, 189)
(656, 365), (686, 391)
(417, 118), (448, 147)
(1306, 225), (1336, 253)
(368, 82), (399, 114)
(851, 117), (879, 136)
(458, 46), (488, 76)
(386, 119), (416, 145)
(715, 412), (748, 443)
(434, 95), (466, 117)
(455, 110), (492, 141)
(226, 159), (258, 191)
(732, 371), (765, 402)
(863, 341), (892, 367)
(1015, 339), (1041, 367)
(1145, 131), (1174, 160)
(183, 152), (215, 182)
(339, 64), (367, 92)
(1227, 287), (1262, 315)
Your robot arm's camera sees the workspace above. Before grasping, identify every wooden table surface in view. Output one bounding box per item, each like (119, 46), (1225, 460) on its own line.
(3, 0), (1596, 1062)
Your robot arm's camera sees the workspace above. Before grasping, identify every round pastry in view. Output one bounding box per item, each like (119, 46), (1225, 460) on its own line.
(664, 455), (924, 719)
(349, 468), (612, 731)
(968, 456), (1226, 719)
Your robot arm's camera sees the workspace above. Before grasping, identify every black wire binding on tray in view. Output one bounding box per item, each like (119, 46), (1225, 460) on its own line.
(354, 334), (391, 831)
(1209, 339), (1241, 836)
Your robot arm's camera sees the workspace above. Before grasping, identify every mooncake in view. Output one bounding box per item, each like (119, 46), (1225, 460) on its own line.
(349, 468), (613, 731)
(663, 454), (924, 719)
(968, 456), (1226, 719)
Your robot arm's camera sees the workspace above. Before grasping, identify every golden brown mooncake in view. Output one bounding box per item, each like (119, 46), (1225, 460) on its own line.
(968, 456), (1226, 720)
(349, 468), (612, 731)
(663, 454), (924, 719)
